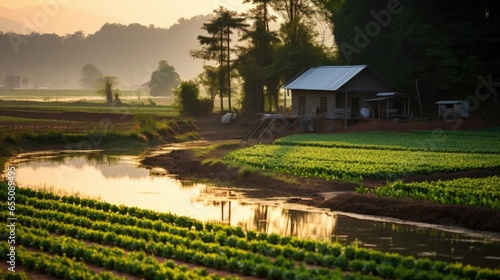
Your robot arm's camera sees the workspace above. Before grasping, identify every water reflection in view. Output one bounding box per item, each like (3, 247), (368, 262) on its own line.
(6, 150), (500, 269)
(193, 187), (337, 240)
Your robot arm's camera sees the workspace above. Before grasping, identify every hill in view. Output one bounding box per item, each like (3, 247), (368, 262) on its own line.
(0, 15), (212, 89)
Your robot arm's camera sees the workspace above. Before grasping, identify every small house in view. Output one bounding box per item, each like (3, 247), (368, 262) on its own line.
(282, 65), (390, 121)
(436, 100), (470, 119)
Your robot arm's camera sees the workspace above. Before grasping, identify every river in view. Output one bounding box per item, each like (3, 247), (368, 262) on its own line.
(5, 146), (500, 269)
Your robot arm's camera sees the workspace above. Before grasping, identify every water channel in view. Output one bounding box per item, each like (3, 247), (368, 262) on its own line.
(5, 147), (500, 269)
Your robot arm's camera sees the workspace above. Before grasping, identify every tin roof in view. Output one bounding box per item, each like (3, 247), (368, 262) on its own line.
(365, 92), (418, 102)
(282, 65), (368, 91)
(435, 100), (463, 105)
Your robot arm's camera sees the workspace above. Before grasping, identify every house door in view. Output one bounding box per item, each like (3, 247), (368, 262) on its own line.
(298, 96), (306, 116)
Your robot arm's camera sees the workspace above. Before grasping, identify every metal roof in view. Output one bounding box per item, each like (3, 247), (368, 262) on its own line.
(282, 65), (367, 91)
(435, 100), (463, 105)
(365, 92), (418, 102)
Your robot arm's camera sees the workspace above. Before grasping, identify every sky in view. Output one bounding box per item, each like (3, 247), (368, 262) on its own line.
(0, 0), (251, 32)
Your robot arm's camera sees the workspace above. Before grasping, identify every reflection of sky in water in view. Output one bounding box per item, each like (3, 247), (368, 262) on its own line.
(12, 153), (334, 239)
(8, 151), (500, 269)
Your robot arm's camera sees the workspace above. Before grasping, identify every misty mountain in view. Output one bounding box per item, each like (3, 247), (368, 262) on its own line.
(0, 5), (113, 35)
(0, 15), (212, 89)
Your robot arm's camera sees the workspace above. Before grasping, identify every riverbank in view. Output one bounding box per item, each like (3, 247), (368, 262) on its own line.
(0, 107), (198, 173)
(141, 115), (500, 233)
(2, 107), (499, 233)
(141, 146), (500, 232)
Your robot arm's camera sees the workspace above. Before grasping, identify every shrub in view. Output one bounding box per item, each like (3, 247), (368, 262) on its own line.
(175, 81), (213, 116)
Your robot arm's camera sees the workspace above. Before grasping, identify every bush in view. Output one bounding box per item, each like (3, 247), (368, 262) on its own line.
(198, 97), (214, 115)
(175, 81), (213, 116)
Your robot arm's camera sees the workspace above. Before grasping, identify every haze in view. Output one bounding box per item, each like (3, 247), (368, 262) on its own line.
(0, 1), (252, 88)
(1, 0), (250, 34)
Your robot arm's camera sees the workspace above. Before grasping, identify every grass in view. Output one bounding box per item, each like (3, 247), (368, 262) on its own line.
(192, 142), (241, 158)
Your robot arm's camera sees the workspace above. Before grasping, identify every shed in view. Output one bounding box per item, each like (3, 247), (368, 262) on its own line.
(282, 65), (390, 123)
(365, 92), (418, 119)
(436, 100), (470, 119)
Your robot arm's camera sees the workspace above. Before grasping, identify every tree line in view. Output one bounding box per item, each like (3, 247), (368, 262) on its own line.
(191, 0), (499, 115)
(0, 16), (210, 89)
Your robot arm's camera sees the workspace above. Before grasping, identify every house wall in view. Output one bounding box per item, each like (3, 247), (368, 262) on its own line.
(291, 90), (373, 119)
(292, 90), (334, 119)
(345, 70), (389, 91)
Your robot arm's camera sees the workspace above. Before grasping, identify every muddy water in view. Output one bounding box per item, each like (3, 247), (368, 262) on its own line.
(6, 149), (500, 269)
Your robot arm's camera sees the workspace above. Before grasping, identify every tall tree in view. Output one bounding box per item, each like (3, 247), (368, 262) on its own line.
(148, 60), (181, 96)
(268, 0), (333, 89)
(198, 65), (219, 102)
(79, 64), (103, 89)
(191, 7), (246, 112)
(236, 0), (279, 113)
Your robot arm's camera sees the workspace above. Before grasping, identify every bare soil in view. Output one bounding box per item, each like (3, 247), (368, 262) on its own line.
(141, 114), (500, 232)
(0, 108), (137, 133)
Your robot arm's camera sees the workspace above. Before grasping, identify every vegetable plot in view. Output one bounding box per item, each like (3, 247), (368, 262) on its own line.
(2, 184), (499, 279)
(224, 144), (500, 181)
(274, 129), (500, 154)
(372, 176), (500, 209)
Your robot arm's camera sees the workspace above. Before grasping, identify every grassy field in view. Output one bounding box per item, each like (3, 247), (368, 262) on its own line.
(2, 184), (498, 279)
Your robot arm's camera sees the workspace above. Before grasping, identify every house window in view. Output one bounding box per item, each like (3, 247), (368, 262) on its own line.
(320, 97), (328, 113)
(299, 96), (306, 116)
(336, 93), (345, 108)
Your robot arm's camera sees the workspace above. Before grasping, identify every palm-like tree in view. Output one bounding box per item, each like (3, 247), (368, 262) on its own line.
(191, 7), (246, 112)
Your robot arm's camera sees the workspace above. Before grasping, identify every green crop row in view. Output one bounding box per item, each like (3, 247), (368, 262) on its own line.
(0, 243), (124, 280)
(372, 177), (500, 209)
(0, 229), (228, 280)
(5, 209), (499, 280)
(274, 129), (500, 154)
(0, 214), (349, 280)
(223, 144), (500, 180)
(2, 185), (500, 279)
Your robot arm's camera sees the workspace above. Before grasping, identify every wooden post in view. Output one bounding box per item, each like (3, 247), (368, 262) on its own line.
(386, 100), (389, 119)
(415, 79), (423, 118)
(378, 101), (381, 119)
(284, 89), (287, 115)
(344, 89), (348, 129)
